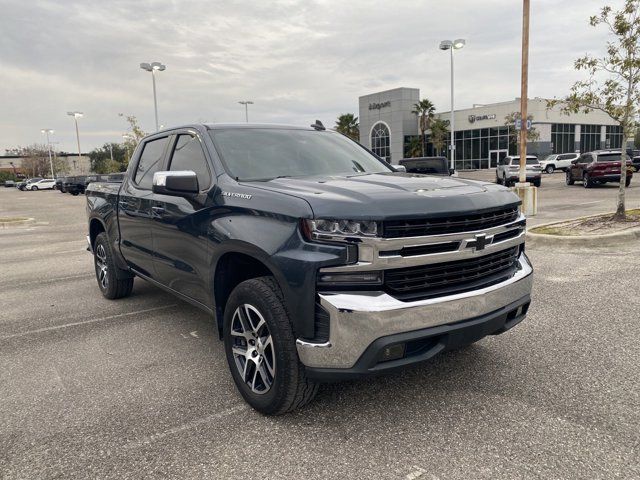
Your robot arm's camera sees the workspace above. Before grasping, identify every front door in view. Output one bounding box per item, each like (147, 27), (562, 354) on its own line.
(118, 135), (170, 279)
(490, 150), (508, 168)
(151, 132), (215, 306)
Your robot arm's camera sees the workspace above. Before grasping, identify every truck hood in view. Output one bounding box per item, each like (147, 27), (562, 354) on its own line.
(244, 172), (520, 219)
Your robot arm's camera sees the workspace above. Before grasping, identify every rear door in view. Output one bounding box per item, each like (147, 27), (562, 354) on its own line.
(151, 131), (215, 306)
(118, 135), (171, 278)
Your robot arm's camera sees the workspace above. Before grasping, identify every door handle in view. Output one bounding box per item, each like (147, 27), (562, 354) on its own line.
(152, 206), (165, 214)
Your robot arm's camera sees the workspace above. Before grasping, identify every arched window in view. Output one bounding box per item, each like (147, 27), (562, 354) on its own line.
(371, 122), (391, 161)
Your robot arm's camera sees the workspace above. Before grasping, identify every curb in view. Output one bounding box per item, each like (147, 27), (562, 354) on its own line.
(0, 218), (35, 229)
(526, 216), (640, 248)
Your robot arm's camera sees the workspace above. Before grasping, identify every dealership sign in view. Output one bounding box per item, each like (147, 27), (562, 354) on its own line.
(468, 114), (496, 123)
(369, 101), (391, 110)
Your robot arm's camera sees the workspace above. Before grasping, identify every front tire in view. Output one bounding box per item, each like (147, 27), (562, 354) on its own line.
(533, 178), (541, 187)
(223, 277), (318, 415)
(545, 165), (555, 174)
(31, 186), (38, 191)
(93, 232), (134, 299)
(583, 173), (592, 188)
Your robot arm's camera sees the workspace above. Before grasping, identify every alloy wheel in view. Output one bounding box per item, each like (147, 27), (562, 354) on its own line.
(230, 304), (276, 395)
(95, 244), (109, 290)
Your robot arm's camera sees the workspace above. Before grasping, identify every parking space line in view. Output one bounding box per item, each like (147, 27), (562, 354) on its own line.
(123, 404), (247, 450)
(0, 304), (178, 340)
(5, 273), (94, 288)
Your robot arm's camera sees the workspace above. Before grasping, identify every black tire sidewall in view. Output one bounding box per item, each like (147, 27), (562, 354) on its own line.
(223, 278), (298, 414)
(94, 233), (119, 298)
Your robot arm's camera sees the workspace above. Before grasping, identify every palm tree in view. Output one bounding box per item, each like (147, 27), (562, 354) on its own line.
(412, 99), (436, 156)
(335, 113), (360, 141)
(429, 118), (450, 156)
(406, 136), (423, 158)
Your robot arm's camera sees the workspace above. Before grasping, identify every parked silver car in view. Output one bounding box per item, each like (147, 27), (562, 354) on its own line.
(495, 155), (542, 187)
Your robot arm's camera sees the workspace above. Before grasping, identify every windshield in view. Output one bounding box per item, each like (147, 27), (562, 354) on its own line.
(210, 128), (393, 181)
(597, 153), (622, 162)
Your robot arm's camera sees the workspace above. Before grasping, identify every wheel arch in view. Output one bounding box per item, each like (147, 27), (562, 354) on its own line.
(89, 217), (107, 249)
(212, 247), (288, 335)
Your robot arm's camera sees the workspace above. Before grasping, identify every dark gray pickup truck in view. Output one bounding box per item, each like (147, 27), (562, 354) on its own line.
(86, 123), (533, 414)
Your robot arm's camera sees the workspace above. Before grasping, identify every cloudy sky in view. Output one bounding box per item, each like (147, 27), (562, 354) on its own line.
(0, 0), (620, 154)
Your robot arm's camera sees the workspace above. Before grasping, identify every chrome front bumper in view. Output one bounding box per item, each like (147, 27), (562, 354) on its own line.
(296, 252), (533, 369)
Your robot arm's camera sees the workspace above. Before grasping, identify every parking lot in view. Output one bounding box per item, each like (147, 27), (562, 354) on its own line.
(1, 173), (639, 479)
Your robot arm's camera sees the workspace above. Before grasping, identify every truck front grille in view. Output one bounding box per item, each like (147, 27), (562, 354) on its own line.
(383, 247), (520, 301)
(382, 206), (519, 238)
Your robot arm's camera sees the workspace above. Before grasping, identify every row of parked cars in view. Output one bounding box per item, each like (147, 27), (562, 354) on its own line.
(495, 149), (638, 188)
(4, 174), (124, 194)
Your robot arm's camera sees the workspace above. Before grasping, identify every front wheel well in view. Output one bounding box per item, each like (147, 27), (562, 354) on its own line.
(213, 252), (274, 332)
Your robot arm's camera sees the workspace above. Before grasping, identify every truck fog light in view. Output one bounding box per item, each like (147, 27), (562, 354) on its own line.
(317, 271), (382, 287)
(379, 343), (406, 362)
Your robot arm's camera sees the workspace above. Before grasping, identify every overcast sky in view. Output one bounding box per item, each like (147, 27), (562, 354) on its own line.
(0, 0), (621, 154)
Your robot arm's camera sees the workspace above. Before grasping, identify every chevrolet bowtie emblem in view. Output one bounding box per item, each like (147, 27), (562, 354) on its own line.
(471, 233), (490, 251)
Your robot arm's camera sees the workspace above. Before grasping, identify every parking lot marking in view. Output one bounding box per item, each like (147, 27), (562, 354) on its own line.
(7, 273), (93, 288)
(123, 404), (247, 450)
(0, 304), (178, 340)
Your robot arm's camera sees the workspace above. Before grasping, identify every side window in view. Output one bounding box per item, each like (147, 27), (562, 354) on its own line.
(169, 134), (211, 190)
(558, 154), (570, 160)
(135, 137), (169, 189)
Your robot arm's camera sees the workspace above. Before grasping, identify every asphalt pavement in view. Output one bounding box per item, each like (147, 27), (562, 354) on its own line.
(0, 173), (639, 479)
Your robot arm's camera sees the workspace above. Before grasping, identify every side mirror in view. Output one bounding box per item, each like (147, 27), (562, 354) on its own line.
(152, 171), (199, 196)
(394, 165), (407, 173)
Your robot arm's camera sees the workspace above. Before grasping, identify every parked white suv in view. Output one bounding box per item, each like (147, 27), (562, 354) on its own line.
(539, 153), (579, 174)
(26, 179), (56, 190)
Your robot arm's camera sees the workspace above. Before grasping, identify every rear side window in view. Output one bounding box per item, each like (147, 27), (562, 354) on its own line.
(169, 134), (211, 190)
(135, 137), (169, 189)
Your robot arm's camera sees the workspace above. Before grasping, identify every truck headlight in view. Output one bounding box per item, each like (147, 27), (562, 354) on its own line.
(303, 219), (379, 241)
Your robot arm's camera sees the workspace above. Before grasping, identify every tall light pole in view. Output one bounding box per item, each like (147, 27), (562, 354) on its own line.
(140, 62), (166, 131)
(439, 38), (466, 173)
(238, 100), (254, 122)
(41, 129), (55, 178)
(67, 111), (83, 172)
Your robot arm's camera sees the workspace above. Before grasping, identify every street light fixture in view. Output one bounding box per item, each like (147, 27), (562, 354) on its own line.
(41, 129), (55, 178)
(238, 100), (254, 122)
(140, 61), (166, 131)
(439, 38), (466, 174)
(67, 112), (84, 173)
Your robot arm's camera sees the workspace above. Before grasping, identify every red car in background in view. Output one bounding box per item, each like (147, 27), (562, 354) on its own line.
(566, 150), (632, 188)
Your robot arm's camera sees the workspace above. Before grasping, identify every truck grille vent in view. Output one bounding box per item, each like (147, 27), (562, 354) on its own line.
(382, 206), (519, 238)
(384, 247), (519, 301)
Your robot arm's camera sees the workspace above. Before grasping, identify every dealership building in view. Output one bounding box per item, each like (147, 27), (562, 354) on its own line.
(358, 87), (624, 169)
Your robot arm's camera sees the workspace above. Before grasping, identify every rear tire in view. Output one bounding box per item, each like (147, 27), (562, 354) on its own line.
(93, 232), (134, 299)
(545, 165), (555, 174)
(533, 178), (541, 187)
(566, 171), (575, 185)
(223, 276), (318, 415)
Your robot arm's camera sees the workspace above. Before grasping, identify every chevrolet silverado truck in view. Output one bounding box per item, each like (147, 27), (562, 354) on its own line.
(85, 123), (533, 414)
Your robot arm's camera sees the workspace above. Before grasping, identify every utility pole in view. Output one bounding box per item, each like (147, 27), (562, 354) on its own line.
(518, 0), (530, 184)
(515, 0), (537, 215)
